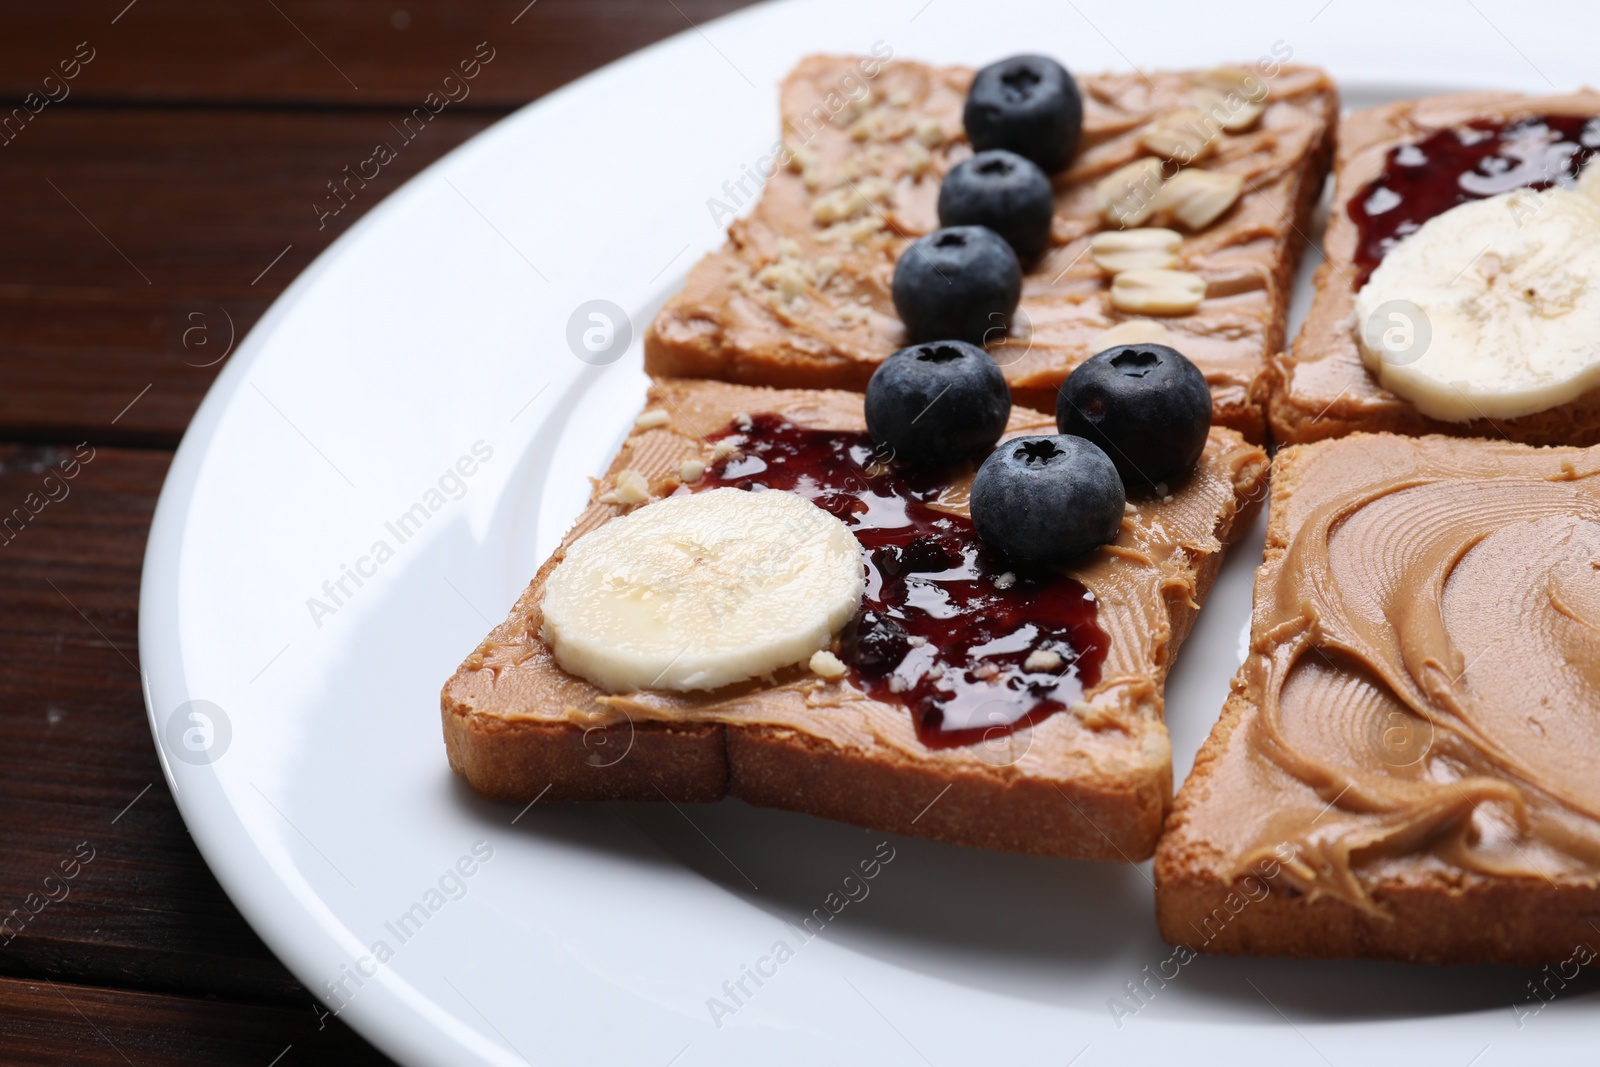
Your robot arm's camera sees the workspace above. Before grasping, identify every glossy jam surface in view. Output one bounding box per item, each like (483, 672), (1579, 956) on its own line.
(1349, 114), (1600, 285)
(699, 415), (1107, 749)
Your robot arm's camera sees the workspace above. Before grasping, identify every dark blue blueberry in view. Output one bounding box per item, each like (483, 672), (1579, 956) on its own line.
(840, 610), (910, 675)
(864, 340), (1011, 467)
(891, 226), (1021, 345)
(937, 150), (1056, 260)
(1056, 343), (1211, 485)
(963, 55), (1083, 174)
(970, 435), (1124, 562)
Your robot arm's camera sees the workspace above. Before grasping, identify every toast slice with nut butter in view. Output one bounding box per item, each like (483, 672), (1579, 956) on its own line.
(644, 55), (1337, 441)
(1156, 433), (1600, 962)
(443, 378), (1266, 860)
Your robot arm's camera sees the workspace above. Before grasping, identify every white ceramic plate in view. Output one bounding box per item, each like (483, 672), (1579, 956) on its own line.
(140, 2), (1599, 1063)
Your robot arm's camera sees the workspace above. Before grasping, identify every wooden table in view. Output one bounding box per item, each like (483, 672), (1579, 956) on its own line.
(0, 3), (752, 1061)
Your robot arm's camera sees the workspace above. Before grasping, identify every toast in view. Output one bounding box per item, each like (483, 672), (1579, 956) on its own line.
(1268, 90), (1600, 446)
(444, 378), (1268, 860)
(1155, 432), (1600, 963)
(645, 55), (1338, 441)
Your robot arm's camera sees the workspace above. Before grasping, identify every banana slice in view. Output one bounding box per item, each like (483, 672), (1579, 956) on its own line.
(1354, 186), (1600, 421)
(541, 487), (864, 693)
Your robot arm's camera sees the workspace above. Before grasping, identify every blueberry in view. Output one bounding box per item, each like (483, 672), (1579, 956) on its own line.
(865, 340), (1011, 467)
(937, 150), (1055, 260)
(970, 435), (1124, 562)
(963, 55), (1083, 174)
(1056, 344), (1211, 485)
(840, 611), (910, 675)
(892, 226), (1021, 345)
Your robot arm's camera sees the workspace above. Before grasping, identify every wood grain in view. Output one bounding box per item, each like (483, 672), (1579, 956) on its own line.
(0, 975), (393, 1066)
(0, 109), (496, 446)
(0, 445), (310, 1003)
(0, 0), (758, 108)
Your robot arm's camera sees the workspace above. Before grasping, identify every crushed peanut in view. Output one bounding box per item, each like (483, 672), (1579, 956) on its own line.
(1139, 108), (1216, 163)
(1110, 269), (1207, 315)
(1189, 86), (1264, 133)
(633, 409), (670, 429)
(679, 458), (706, 483)
(611, 469), (650, 505)
(1150, 169), (1244, 231)
(1025, 649), (1063, 672)
(1095, 158), (1165, 227)
(1195, 65), (1269, 103)
(1089, 227), (1182, 273)
(902, 140), (932, 179)
(809, 650), (848, 679)
(1092, 319), (1173, 351)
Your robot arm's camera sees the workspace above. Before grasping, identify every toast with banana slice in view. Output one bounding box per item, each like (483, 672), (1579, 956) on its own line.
(442, 378), (1266, 859)
(1267, 90), (1600, 446)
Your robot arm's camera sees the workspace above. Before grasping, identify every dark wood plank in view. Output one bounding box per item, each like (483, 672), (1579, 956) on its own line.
(0, 108), (496, 446)
(0, 443), (312, 1004)
(0, 975), (394, 1066)
(0, 0), (757, 109)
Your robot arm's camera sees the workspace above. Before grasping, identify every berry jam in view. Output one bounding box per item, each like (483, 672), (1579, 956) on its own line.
(1349, 114), (1600, 286)
(697, 414), (1107, 749)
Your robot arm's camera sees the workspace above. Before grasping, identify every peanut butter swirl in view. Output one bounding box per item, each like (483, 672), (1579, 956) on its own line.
(1237, 435), (1600, 915)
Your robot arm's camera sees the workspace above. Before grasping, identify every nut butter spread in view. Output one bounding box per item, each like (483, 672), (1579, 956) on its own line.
(1231, 434), (1600, 914)
(443, 379), (1266, 784)
(646, 56), (1336, 435)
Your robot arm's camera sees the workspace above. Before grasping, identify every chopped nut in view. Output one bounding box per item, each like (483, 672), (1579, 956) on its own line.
(1110, 269), (1207, 315)
(1195, 65), (1269, 103)
(1089, 227), (1182, 273)
(809, 650), (848, 679)
(612, 469), (650, 505)
(711, 436), (743, 460)
(914, 118), (945, 147)
(1150, 169), (1244, 231)
(1095, 158), (1165, 227)
(887, 88), (913, 108)
(993, 571), (1017, 590)
(814, 256), (841, 288)
(634, 409), (670, 429)
(1025, 649), (1063, 672)
(679, 458), (706, 483)
(1139, 108), (1216, 163)
(818, 213), (887, 247)
(755, 258), (810, 302)
(1092, 319), (1172, 351)
(810, 178), (890, 225)
(902, 140), (931, 179)
(1189, 86), (1265, 132)
(830, 304), (871, 329)
(787, 144), (824, 191)
(906, 635), (928, 647)
(888, 674), (909, 693)
(733, 411), (754, 431)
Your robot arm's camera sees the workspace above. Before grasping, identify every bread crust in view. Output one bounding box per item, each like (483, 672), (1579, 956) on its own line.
(443, 378), (1267, 859)
(1269, 89), (1600, 446)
